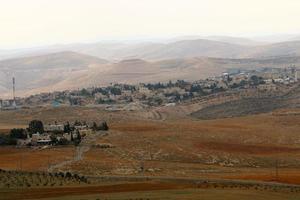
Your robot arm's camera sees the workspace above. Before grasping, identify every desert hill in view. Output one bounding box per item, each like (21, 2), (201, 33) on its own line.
(3, 37), (300, 61)
(1, 51), (300, 97)
(0, 51), (107, 70)
(0, 52), (108, 97)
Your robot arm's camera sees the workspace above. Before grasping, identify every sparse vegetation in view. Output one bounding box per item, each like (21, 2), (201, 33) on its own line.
(0, 169), (89, 189)
(92, 121), (109, 131)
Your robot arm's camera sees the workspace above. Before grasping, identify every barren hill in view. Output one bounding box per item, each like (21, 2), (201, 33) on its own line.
(3, 38), (300, 62)
(1, 53), (300, 97)
(57, 39), (300, 60)
(247, 41), (300, 58)
(136, 39), (300, 60)
(0, 52), (108, 97)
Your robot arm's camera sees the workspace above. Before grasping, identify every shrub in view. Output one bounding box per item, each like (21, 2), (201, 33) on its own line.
(73, 173), (79, 180)
(58, 172), (65, 178)
(99, 122), (109, 131)
(92, 121), (109, 131)
(58, 137), (69, 145)
(0, 134), (17, 145)
(10, 128), (27, 139)
(65, 172), (72, 178)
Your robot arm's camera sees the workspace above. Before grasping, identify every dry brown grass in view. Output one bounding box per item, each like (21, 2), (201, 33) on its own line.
(1, 107), (300, 186)
(0, 146), (75, 171)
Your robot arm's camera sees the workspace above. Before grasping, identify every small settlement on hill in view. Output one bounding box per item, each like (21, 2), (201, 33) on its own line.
(1, 66), (297, 111)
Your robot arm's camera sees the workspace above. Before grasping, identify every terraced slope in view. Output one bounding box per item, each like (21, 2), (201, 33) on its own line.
(191, 84), (300, 120)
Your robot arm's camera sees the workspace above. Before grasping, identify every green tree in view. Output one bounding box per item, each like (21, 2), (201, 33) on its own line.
(64, 122), (71, 133)
(110, 87), (121, 95)
(80, 88), (90, 96)
(28, 120), (44, 134)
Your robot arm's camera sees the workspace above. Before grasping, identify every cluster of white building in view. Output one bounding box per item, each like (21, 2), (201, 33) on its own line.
(17, 122), (91, 146)
(0, 99), (16, 110)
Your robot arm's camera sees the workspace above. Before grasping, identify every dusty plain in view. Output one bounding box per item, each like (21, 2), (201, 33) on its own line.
(0, 104), (300, 199)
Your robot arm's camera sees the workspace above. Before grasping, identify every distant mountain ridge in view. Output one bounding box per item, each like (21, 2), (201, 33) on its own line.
(2, 36), (300, 61)
(0, 52), (108, 97)
(1, 35), (300, 97)
(1, 51), (300, 98)
(0, 51), (108, 70)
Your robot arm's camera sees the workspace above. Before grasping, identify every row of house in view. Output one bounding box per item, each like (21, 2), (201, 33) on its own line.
(6, 66), (299, 109)
(0, 99), (16, 110)
(16, 120), (107, 146)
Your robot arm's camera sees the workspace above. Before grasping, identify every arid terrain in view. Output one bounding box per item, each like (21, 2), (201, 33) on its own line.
(1, 92), (300, 199)
(2, 0), (300, 199)
(2, 40), (300, 98)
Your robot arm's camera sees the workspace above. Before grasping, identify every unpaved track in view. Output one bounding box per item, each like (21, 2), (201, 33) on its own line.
(48, 132), (103, 172)
(147, 109), (165, 120)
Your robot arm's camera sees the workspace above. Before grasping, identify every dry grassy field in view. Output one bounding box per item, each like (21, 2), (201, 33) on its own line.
(0, 106), (300, 199)
(2, 181), (300, 200)
(0, 146), (75, 171)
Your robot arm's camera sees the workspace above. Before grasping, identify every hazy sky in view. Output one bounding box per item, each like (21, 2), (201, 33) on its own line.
(1, 0), (300, 49)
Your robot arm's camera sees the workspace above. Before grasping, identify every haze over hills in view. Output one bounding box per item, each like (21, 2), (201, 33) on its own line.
(2, 35), (300, 97)
(2, 35), (300, 61)
(251, 34), (300, 43)
(246, 41), (300, 58)
(0, 52), (108, 97)
(1, 50), (300, 98)
(169, 35), (268, 46)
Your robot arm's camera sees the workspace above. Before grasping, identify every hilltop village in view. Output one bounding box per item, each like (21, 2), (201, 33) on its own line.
(0, 66), (298, 111)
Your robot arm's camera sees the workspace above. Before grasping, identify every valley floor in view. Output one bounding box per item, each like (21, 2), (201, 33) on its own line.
(0, 106), (300, 199)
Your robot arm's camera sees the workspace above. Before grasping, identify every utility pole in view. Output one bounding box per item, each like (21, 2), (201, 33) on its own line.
(12, 77), (16, 109)
(12, 77), (15, 100)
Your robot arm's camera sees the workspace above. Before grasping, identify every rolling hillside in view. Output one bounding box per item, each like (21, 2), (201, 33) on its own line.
(3, 37), (300, 61)
(0, 52), (108, 97)
(1, 53), (300, 97)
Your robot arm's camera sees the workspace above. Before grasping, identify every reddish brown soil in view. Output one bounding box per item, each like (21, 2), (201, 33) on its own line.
(0, 146), (75, 171)
(1, 107), (300, 187)
(225, 169), (300, 185)
(3, 182), (194, 200)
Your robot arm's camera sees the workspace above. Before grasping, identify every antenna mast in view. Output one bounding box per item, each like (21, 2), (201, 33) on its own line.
(12, 77), (15, 101)
(12, 77), (16, 109)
